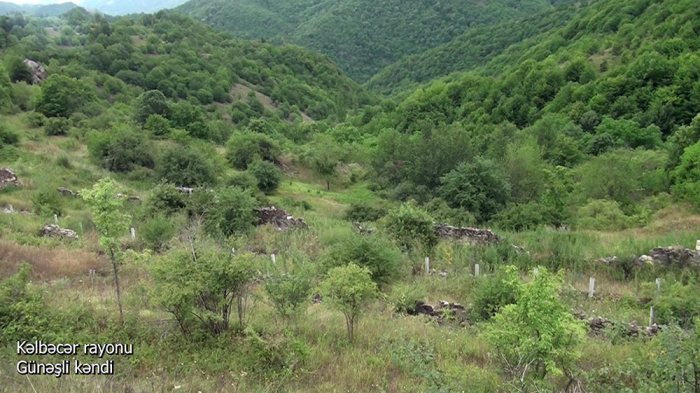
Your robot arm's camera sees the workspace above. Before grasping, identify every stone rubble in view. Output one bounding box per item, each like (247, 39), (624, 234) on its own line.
(23, 59), (48, 85)
(254, 207), (308, 230)
(40, 224), (79, 240)
(57, 187), (77, 197)
(598, 246), (700, 269)
(573, 311), (659, 338)
(410, 300), (469, 327)
(176, 187), (195, 196)
(0, 168), (21, 189)
(434, 223), (499, 244)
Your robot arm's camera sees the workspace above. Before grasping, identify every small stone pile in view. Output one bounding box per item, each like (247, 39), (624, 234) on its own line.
(598, 246), (700, 270)
(23, 59), (48, 85)
(410, 300), (469, 327)
(352, 221), (373, 235)
(176, 187), (195, 196)
(434, 224), (499, 244)
(574, 311), (659, 338)
(40, 224), (78, 240)
(0, 168), (20, 189)
(254, 207), (308, 230)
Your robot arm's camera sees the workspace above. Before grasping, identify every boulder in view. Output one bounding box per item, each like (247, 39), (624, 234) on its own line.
(254, 206), (307, 230)
(0, 168), (20, 189)
(40, 224), (78, 240)
(434, 223), (499, 244)
(126, 196), (142, 204)
(57, 187), (76, 197)
(23, 59), (48, 85)
(641, 246), (700, 268)
(176, 187), (195, 196)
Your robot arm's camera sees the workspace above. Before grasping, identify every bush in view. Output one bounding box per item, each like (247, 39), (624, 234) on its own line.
(0, 263), (51, 344)
(225, 132), (280, 170)
(55, 154), (73, 169)
(204, 187), (257, 237)
(134, 90), (171, 125)
(32, 187), (63, 217)
(0, 123), (19, 146)
(471, 266), (521, 322)
(388, 283), (427, 314)
(344, 202), (387, 222)
(87, 127), (156, 173)
(652, 279), (700, 329)
(144, 114), (170, 138)
(226, 171), (258, 190)
(322, 233), (404, 285)
(264, 270), (313, 319)
(423, 198), (475, 227)
(494, 202), (556, 231)
(381, 202), (437, 251)
(144, 182), (187, 217)
(318, 263), (377, 342)
(157, 145), (216, 187)
(36, 75), (95, 118)
(576, 199), (632, 230)
(247, 160), (282, 194)
(25, 112), (47, 127)
(45, 117), (71, 136)
(140, 215), (177, 252)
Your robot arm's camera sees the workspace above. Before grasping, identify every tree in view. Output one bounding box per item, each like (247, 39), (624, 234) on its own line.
(203, 187), (257, 238)
(87, 127), (156, 173)
(6, 57), (31, 84)
(318, 264), (377, 342)
(157, 145), (216, 187)
(264, 269), (313, 321)
(671, 140), (700, 206)
(485, 267), (586, 391)
(225, 132), (280, 170)
(144, 114), (170, 138)
(322, 233), (403, 285)
(134, 90), (171, 125)
(81, 179), (130, 324)
(35, 75), (95, 118)
(247, 160), (281, 194)
(309, 134), (341, 190)
(439, 157), (511, 222)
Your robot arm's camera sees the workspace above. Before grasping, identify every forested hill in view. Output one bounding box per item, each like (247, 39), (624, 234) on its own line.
(338, 0), (700, 230)
(0, 10), (374, 128)
(175, 0), (573, 82)
(0, 2), (78, 16)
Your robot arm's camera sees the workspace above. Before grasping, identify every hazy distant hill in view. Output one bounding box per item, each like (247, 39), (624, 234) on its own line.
(80, 0), (187, 15)
(0, 1), (78, 16)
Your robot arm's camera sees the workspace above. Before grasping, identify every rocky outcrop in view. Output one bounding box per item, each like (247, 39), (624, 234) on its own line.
(254, 207), (307, 230)
(23, 59), (48, 85)
(434, 224), (499, 244)
(0, 168), (20, 189)
(40, 224), (78, 240)
(57, 187), (77, 197)
(352, 221), (373, 235)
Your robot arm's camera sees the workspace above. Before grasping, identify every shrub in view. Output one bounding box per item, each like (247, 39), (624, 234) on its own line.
(36, 75), (95, 118)
(144, 182), (187, 217)
(576, 199), (631, 230)
(140, 215), (177, 252)
(204, 187), (257, 237)
(471, 266), (521, 322)
(388, 283), (427, 314)
(134, 90), (171, 125)
(227, 171), (258, 190)
(225, 132), (280, 170)
(157, 145), (216, 187)
(344, 202), (387, 222)
(55, 154), (73, 169)
(151, 243), (257, 336)
(32, 187), (63, 217)
(247, 160), (282, 194)
(0, 123), (19, 146)
(25, 112), (47, 127)
(322, 233), (404, 285)
(381, 202), (437, 251)
(87, 127), (156, 172)
(652, 279), (700, 329)
(264, 270), (313, 320)
(494, 202), (556, 231)
(0, 263), (51, 344)
(45, 117), (71, 136)
(144, 114), (170, 138)
(423, 198), (475, 227)
(318, 263), (377, 342)
(671, 141), (700, 206)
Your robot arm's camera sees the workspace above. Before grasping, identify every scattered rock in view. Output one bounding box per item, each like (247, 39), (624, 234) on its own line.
(434, 224), (499, 244)
(126, 196), (141, 204)
(352, 221), (373, 235)
(438, 270), (448, 278)
(254, 207), (308, 230)
(176, 187), (195, 196)
(641, 247), (700, 268)
(598, 256), (618, 265)
(0, 168), (21, 189)
(312, 293), (322, 304)
(573, 311), (659, 338)
(57, 187), (77, 197)
(23, 59), (48, 85)
(410, 300), (469, 327)
(40, 224), (78, 240)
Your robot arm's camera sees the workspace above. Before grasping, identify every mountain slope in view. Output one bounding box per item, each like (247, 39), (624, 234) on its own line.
(176, 0), (574, 82)
(0, 1), (78, 16)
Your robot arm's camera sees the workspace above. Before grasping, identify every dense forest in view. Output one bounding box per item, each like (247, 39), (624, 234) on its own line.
(1, 0), (700, 392)
(175, 0), (573, 82)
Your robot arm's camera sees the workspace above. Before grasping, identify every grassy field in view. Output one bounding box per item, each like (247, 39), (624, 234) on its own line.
(1, 117), (699, 392)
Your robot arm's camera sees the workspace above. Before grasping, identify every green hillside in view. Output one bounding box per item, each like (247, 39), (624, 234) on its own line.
(2, 1), (700, 392)
(176, 0), (572, 82)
